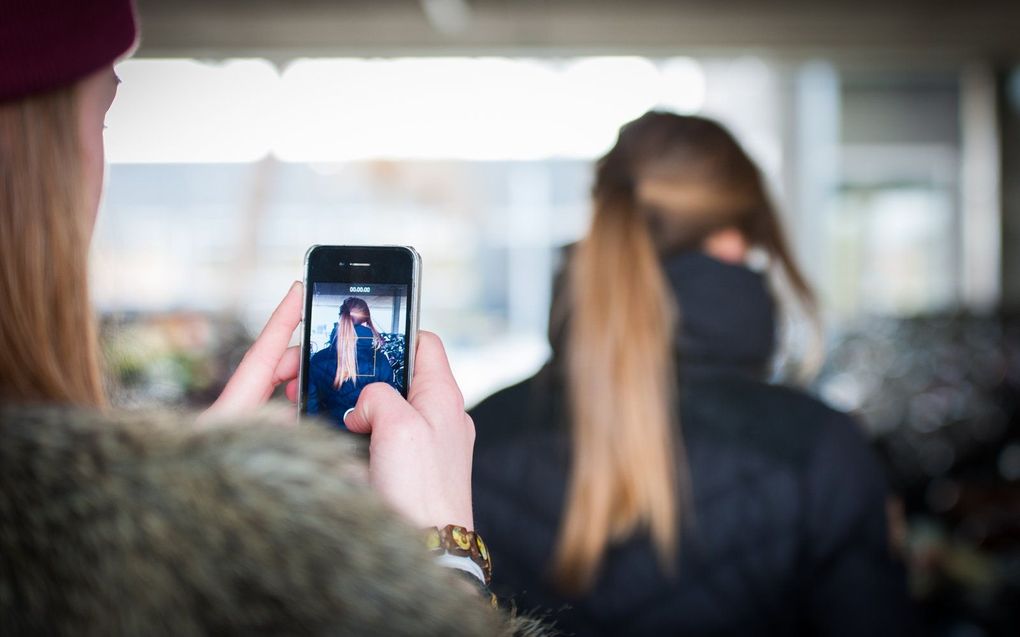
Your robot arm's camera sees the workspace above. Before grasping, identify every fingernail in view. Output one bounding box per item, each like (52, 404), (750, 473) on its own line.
(343, 407), (356, 427)
(290, 280), (300, 293)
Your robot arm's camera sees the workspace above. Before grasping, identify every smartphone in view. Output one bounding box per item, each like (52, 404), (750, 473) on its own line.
(299, 245), (421, 429)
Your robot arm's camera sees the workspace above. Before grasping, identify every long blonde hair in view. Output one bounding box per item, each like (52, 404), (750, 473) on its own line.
(0, 86), (106, 408)
(554, 112), (817, 592)
(333, 297), (384, 389)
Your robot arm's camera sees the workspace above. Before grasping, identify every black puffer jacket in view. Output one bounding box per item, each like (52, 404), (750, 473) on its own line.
(471, 253), (917, 636)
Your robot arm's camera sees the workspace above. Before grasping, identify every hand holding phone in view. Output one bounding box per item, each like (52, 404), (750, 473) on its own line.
(344, 331), (475, 530)
(299, 246), (421, 429)
(201, 281), (303, 421)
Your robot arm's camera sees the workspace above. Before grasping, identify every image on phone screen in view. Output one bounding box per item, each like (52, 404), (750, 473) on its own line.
(305, 282), (408, 428)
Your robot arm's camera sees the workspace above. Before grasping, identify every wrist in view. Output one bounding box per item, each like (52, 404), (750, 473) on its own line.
(415, 504), (472, 532)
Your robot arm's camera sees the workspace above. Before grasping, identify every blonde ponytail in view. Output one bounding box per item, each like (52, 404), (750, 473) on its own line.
(333, 312), (359, 388)
(333, 296), (384, 389)
(554, 190), (686, 593)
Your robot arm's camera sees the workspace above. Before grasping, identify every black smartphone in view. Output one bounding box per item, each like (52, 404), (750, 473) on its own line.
(299, 245), (422, 429)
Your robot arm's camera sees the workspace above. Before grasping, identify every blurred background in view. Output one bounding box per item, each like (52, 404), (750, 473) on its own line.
(96, 1), (1020, 633)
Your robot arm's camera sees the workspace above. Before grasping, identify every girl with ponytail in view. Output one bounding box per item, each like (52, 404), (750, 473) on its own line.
(471, 112), (917, 636)
(307, 296), (395, 427)
(334, 297), (387, 389)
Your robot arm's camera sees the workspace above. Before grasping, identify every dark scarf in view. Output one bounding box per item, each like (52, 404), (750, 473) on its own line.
(548, 250), (776, 379)
(664, 251), (776, 378)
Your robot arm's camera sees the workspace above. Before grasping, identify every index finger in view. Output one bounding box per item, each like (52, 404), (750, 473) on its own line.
(213, 281), (303, 410)
(245, 281), (304, 367)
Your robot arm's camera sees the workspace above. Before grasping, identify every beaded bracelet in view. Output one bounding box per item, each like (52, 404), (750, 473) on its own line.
(425, 524), (493, 587)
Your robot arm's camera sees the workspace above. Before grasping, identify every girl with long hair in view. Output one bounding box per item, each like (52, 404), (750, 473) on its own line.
(471, 112), (917, 635)
(334, 297), (387, 389)
(1, 1), (493, 631)
(307, 296), (395, 426)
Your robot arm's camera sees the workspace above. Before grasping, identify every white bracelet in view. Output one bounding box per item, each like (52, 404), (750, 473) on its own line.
(433, 552), (486, 585)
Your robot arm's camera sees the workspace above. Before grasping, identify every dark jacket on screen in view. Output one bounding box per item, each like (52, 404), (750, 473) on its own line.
(307, 323), (394, 427)
(470, 252), (918, 637)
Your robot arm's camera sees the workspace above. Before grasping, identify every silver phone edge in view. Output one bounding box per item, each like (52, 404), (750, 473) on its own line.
(404, 245), (423, 388)
(295, 244), (318, 422)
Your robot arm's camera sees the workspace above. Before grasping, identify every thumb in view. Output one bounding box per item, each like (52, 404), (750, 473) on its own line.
(344, 382), (415, 434)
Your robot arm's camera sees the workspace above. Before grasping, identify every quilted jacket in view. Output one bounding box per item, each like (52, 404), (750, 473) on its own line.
(470, 253), (918, 636)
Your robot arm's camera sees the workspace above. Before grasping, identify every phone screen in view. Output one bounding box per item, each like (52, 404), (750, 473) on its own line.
(301, 246), (418, 429)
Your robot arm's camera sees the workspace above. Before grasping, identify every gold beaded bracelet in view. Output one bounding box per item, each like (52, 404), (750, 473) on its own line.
(425, 524), (493, 587)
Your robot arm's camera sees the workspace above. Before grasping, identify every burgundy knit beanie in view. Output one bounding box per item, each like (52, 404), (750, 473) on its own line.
(0, 0), (138, 102)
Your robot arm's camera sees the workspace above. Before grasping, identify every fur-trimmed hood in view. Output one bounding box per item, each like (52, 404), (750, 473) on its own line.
(0, 406), (553, 636)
